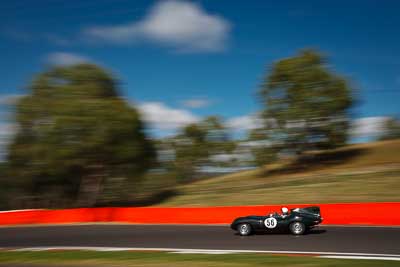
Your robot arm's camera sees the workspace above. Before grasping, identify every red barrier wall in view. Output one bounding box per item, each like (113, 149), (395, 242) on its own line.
(1, 203), (399, 226)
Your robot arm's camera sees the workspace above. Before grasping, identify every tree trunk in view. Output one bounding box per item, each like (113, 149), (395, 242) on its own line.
(77, 164), (105, 207)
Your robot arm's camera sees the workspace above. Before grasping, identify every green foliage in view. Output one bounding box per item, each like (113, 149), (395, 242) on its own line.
(0, 162), (10, 210)
(173, 123), (208, 181)
(247, 128), (277, 166)
(379, 117), (400, 141)
(260, 50), (354, 155)
(168, 116), (234, 182)
(6, 64), (155, 208)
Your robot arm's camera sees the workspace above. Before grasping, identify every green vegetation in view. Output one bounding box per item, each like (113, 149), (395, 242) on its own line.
(0, 251), (398, 267)
(0, 50), (397, 210)
(160, 140), (400, 206)
(4, 64), (156, 208)
(257, 50), (354, 162)
(380, 117), (400, 141)
(161, 116), (234, 182)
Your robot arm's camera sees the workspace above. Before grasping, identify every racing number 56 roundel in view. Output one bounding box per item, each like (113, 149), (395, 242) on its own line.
(264, 217), (277, 229)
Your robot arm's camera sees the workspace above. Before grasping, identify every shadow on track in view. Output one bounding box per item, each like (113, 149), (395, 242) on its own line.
(234, 228), (327, 236)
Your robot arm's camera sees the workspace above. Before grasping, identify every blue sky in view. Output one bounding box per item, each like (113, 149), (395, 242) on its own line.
(0, 0), (399, 140)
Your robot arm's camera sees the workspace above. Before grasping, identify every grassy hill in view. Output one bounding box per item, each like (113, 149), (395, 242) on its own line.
(158, 140), (400, 206)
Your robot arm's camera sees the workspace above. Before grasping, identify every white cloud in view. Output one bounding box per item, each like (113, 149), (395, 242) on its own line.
(0, 123), (14, 137)
(0, 94), (20, 160)
(46, 52), (91, 66)
(181, 98), (211, 108)
(0, 122), (16, 161)
(351, 116), (389, 138)
(226, 114), (263, 131)
(137, 101), (199, 131)
(0, 94), (23, 106)
(83, 0), (231, 52)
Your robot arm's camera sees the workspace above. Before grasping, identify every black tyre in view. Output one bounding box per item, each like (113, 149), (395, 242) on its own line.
(289, 222), (306, 235)
(238, 223), (252, 236)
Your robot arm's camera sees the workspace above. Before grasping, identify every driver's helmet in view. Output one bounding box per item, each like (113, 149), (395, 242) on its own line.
(281, 207), (289, 215)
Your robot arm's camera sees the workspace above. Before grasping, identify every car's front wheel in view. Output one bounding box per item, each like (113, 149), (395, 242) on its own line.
(289, 222), (306, 235)
(238, 223), (252, 236)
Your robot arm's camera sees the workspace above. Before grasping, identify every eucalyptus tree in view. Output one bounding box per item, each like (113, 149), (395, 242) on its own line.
(7, 64), (155, 207)
(260, 50), (354, 155)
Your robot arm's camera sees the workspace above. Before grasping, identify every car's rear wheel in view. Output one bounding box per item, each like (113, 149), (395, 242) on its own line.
(289, 222), (306, 235)
(238, 223), (252, 236)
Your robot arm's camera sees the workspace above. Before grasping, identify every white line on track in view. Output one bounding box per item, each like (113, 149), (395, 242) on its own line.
(4, 247), (400, 261)
(319, 255), (400, 261)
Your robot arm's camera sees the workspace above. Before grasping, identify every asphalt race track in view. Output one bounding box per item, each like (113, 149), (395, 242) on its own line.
(0, 225), (399, 255)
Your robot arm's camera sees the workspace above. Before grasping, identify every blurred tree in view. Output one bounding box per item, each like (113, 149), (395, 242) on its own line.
(0, 162), (10, 210)
(173, 123), (208, 181)
(260, 50), (354, 155)
(379, 117), (400, 140)
(6, 64), (155, 208)
(202, 116), (236, 154)
(170, 116), (234, 182)
(247, 128), (277, 167)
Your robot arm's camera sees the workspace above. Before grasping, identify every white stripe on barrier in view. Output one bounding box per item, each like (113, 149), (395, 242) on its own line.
(0, 209), (44, 213)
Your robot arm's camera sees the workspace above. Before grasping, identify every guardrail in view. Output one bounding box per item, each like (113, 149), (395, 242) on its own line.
(0, 202), (399, 226)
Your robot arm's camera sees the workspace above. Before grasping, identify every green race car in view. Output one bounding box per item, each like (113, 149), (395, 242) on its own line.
(231, 206), (323, 236)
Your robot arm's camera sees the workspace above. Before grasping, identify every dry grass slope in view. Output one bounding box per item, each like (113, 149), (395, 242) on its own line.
(159, 140), (400, 206)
